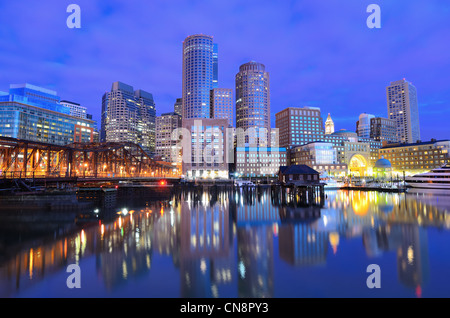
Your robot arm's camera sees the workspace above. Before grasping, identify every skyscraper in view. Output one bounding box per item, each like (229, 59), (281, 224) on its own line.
(386, 79), (420, 144)
(60, 100), (88, 119)
(102, 81), (156, 153)
(213, 43), (218, 89)
(101, 92), (109, 142)
(370, 117), (397, 144)
(174, 98), (182, 116)
(210, 88), (233, 127)
(325, 113), (334, 135)
(235, 61), (270, 146)
(356, 113), (375, 139)
(182, 34), (216, 119)
(155, 112), (182, 164)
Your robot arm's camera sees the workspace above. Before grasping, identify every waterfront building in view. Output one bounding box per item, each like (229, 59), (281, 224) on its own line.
(289, 142), (347, 176)
(358, 137), (384, 167)
(210, 88), (233, 127)
(235, 147), (287, 178)
(181, 118), (229, 179)
(174, 98), (182, 117)
(101, 81), (156, 153)
(340, 141), (371, 177)
(275, 106), (325, 149)
(387, 79), (420, 144)
(0, 84), (95, 144)
(370, 117), (398, 144)
(182, 34), (216, 119)
(378, 139), (450, 175)
(236, 61), (271, 146)
(274, 104), (382, 176)
(325, 113), (334, 135)
(323, 129), (383, 176)
(277, 164), (321, 184)
(155, 112), (182, 166)
(356, 113), (375, 139)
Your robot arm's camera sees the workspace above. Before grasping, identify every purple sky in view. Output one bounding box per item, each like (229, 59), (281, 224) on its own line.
(1, 0), (449, 140)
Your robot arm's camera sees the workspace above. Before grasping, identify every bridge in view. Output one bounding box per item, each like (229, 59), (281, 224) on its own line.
(0, 136), (180, 182)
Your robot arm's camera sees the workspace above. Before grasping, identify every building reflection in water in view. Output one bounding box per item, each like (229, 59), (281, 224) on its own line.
(0, 187), (448, 297)
(177, 189), (234, 298)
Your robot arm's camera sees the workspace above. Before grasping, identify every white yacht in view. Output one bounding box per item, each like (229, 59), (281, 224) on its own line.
(320, 172), (343, 189)
(405, 164), (450, 189)
(234, 180), (255, 187)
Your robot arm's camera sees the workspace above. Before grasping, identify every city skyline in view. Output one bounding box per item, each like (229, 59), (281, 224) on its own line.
(1, 1), (449, 141)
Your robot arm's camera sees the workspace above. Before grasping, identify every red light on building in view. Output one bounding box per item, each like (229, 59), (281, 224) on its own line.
(160, 180), (166, 185)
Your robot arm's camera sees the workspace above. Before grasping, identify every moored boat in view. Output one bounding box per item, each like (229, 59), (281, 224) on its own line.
(405, 163), (450, 189)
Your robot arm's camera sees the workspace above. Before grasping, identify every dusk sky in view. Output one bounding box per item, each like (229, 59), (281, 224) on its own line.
(1, 0), (449, 141)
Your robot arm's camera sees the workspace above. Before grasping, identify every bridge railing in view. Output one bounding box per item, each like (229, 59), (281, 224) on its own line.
(0, 170), (180, 179)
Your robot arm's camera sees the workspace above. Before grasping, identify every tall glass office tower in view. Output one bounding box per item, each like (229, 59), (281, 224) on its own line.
(213, 43), (218, 89)
(174, 98), (182, 117)
(356, 113), (375, 139)
(102, 81), (156, 153)
(235, 61), (270, 146)
(182, 34), (216, 119)
(386, 79), (420, 144)
(210, 88), (233, 127)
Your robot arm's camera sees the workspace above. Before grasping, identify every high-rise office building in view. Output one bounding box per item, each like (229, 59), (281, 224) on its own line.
(387, 79), (420, 144)
(0, 84), (95, 144)
(235, 61), (271, 146)
(275, 106), (325, 149)
(102, 81), (156, 153)
(213, 43), (218, 89)
(325, 113), (334, 135)
(210, 88), (233, 127)
(182, 34), (216, 119)
(100, 92), (109, 142)
(370, 117), (397, 144)
(155, 112), (182, 165)
(174, 98), (182, 116)
(356, 113), (375, 139)
(60, 100), (88, 119)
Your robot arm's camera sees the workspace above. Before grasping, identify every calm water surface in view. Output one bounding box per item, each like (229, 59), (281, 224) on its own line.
(1, 187), (449, 298)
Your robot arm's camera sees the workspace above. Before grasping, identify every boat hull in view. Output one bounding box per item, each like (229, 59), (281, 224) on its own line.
(406, 182), (450, 190)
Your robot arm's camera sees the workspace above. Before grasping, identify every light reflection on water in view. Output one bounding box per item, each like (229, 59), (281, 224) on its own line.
(0, 188), (449, 298)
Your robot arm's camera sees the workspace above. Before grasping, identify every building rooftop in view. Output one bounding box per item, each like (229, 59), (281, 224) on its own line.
(375, 157), (392, 169)
(10, 83), (57, 96)
(332, 129), (357, 135)
(60, 100), (81, 106)
(279, 165), (319, 175)
(381, 139), (450, 149)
